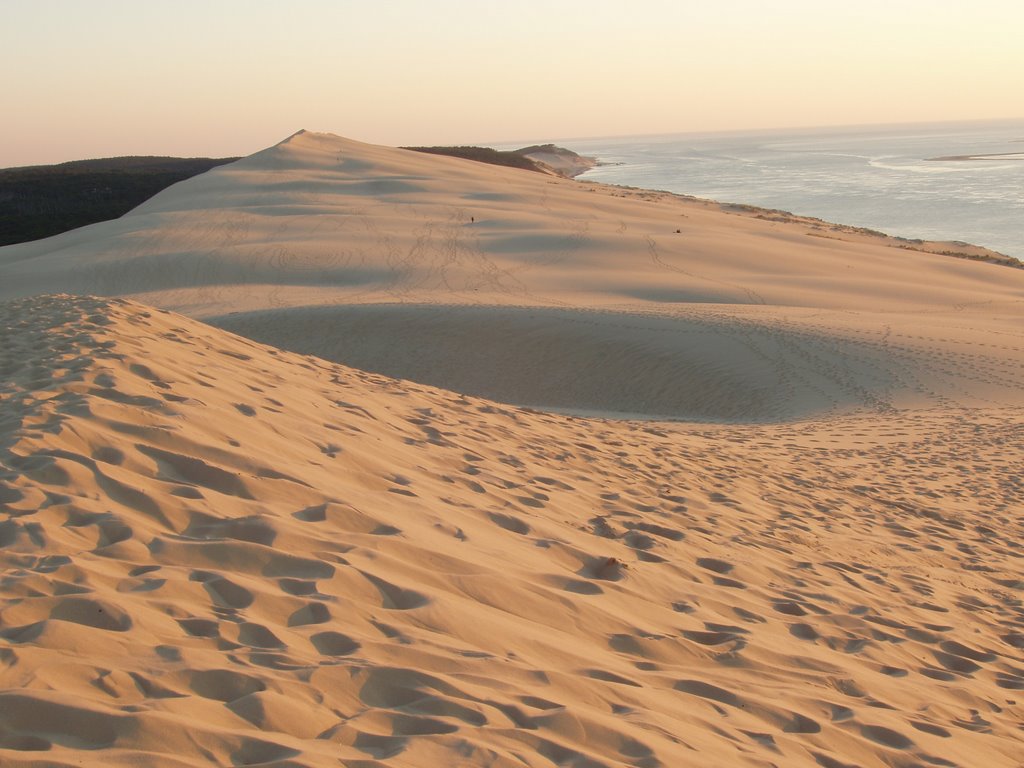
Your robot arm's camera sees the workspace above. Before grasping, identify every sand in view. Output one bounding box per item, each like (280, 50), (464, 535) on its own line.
(1, 131), (1023, 767)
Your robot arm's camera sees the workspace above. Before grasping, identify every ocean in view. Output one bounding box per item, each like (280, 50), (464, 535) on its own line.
(556, 120), (1024, 261)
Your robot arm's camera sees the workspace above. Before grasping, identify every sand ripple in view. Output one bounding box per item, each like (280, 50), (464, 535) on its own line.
(1, 294), (1022, 766)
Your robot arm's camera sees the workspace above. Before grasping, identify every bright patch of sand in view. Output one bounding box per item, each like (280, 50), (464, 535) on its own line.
(1, 132), (1023, 766)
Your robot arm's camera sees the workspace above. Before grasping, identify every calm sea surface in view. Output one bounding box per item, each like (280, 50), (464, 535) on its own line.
(556, 121), (1024, 260)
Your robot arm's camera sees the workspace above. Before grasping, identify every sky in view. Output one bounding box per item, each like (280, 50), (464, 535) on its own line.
(2, 0), (1023, 167)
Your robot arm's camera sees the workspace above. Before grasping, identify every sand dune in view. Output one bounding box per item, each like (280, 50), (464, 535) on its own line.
(2, 132), (1024, 766)
(1, 130), (1022, 419)
(1, 294), (1022, 767)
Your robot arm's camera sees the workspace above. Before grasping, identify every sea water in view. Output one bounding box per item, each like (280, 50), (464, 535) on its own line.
(557, 120), (1024, 260)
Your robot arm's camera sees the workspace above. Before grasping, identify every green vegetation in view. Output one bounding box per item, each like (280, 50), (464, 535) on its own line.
(0, 156), (238, 246)
(515, 143), (577, 158)
(401, 145), (545, 173)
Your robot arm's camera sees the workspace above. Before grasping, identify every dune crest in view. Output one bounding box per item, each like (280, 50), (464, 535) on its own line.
(1, 294), (1022, 767)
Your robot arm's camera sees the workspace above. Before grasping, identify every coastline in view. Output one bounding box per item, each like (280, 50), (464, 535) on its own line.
(926, 151), (1024, 161)
(575, 178), (1021, 270)
(567, 122), (1024, 262)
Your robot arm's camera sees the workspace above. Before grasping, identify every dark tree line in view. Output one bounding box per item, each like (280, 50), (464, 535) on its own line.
(401, 146), (545, 173)
(0, 156), (238, 246)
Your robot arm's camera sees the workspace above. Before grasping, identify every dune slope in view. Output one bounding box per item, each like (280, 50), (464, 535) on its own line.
(2, 131), (1023, 419)
(1, 294), (1022, 767)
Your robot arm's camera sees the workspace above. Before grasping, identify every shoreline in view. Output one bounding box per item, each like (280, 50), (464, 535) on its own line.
(569, 124), (1024, 263)
(926, 151), (1024, 161)
(574, 177), (1021, 270)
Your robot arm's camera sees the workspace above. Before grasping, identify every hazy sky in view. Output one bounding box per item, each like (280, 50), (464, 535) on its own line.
(3, 0), (1023, 166)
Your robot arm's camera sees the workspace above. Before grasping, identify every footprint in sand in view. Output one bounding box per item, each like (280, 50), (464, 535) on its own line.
(696, 557), (733, 574)
(50, 597), (132, 632)
(287, 602), (331, 626)
(360, 572), (429, 610)
(674, 679), (742, 709)
(578, 556), (627, 582)
(487, 511), (531, 535)
(177, 618), (220, 638)
(584, 669), (642, 687)
(190, 571), (254, 609)
(188, 668), (266, 703)
(291, 503), (400, 535)
(774, 600), (809, 616)
(310, 631), (361, 656)
(233, 622), (286, 649)
(681, 630), (742, 646)
(860, 724), (914, 750)
(930, 649), (981, 675)
(183, 513), (276, 545)
(229, 738), (300, 766)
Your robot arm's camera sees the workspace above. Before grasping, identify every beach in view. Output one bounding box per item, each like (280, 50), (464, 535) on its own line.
(1, 131), (1023, 767)
(566, 121), (1024, 261)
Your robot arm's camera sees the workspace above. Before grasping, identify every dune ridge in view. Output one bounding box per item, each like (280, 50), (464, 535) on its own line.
(1, 130), (1023, 420)
(1, 294), (1023, 767)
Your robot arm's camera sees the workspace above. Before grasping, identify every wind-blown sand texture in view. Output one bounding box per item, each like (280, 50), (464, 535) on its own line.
(1, 132), (1023, 767)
